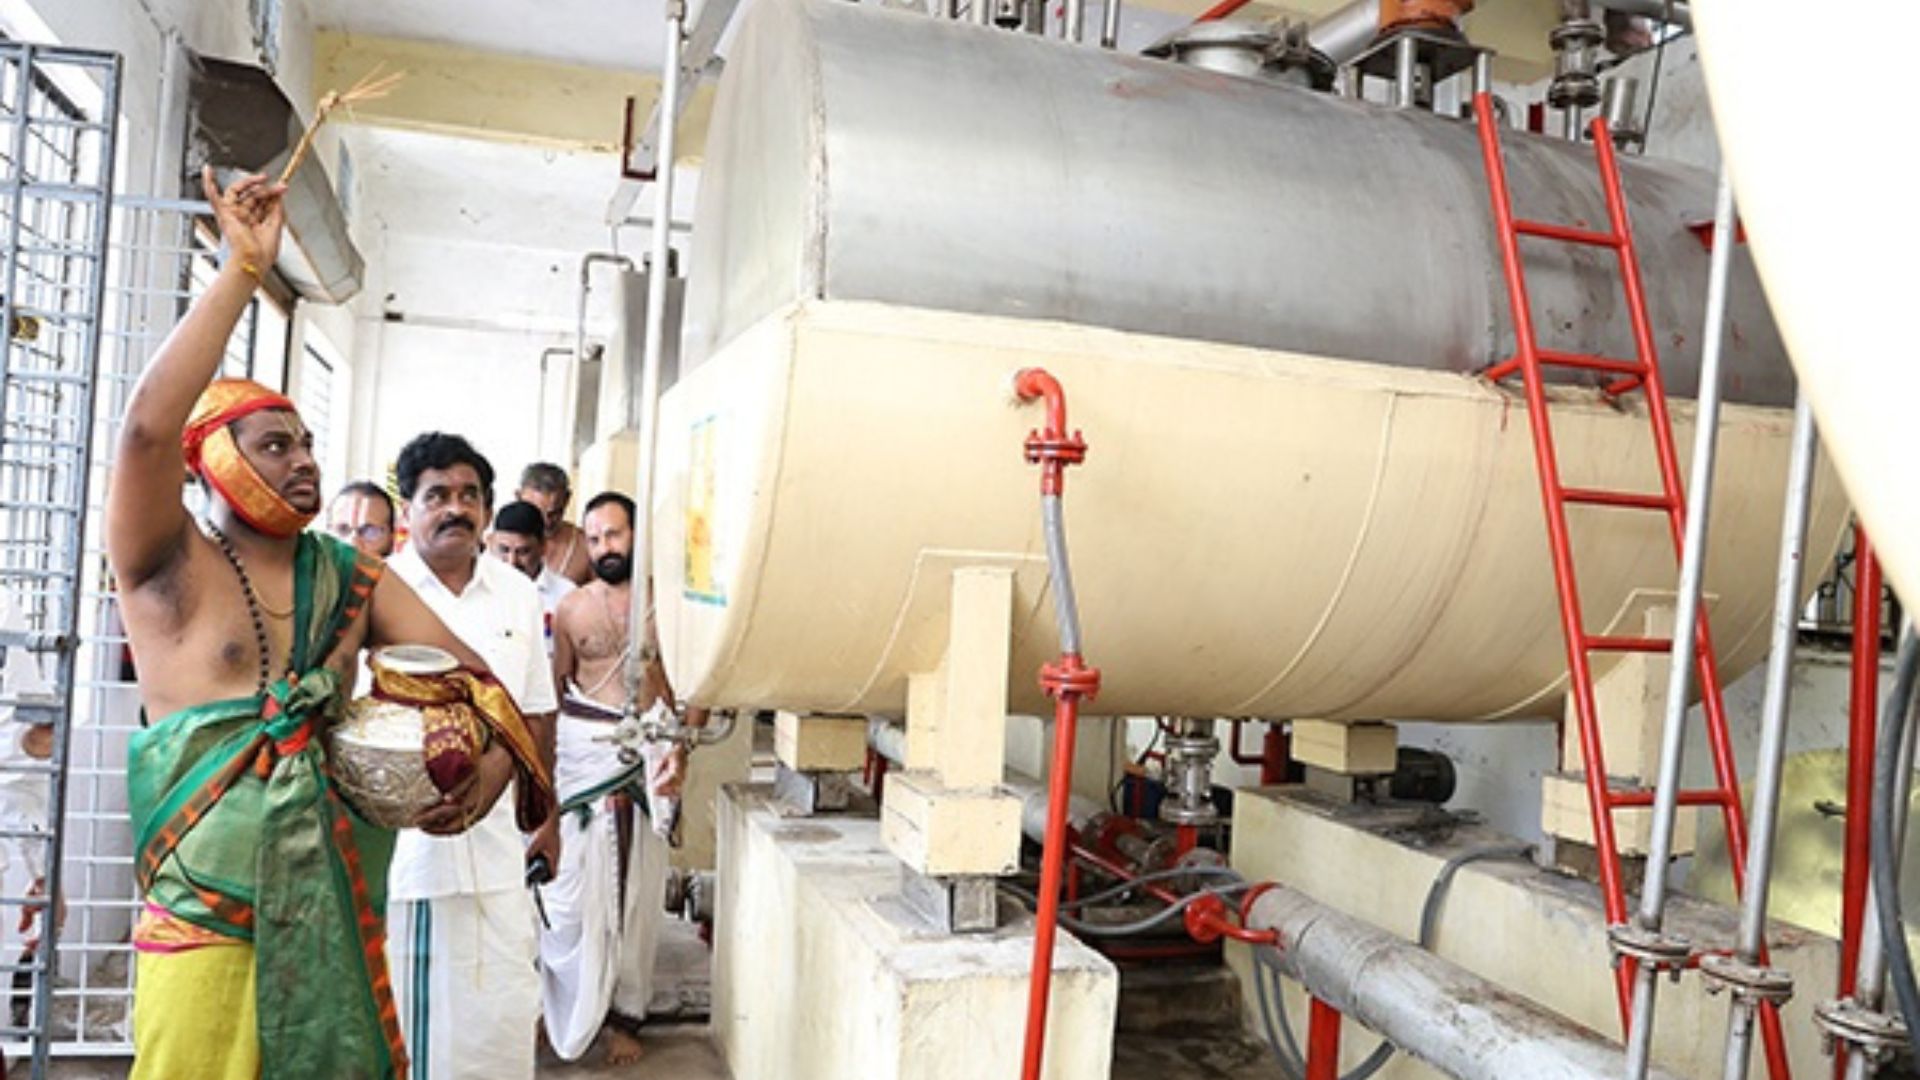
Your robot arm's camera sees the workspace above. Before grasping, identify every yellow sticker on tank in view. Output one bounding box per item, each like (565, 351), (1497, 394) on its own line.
(685, 415), (725, 606)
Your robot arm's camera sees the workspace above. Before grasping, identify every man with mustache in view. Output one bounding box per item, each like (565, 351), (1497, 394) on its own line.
(540, 492), (699, 1065)
(109, 172), (549, 1080)
(384, 433), (561, 1080)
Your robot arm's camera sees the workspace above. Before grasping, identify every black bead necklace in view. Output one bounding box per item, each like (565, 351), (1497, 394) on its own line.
(206, 522), (272, 697)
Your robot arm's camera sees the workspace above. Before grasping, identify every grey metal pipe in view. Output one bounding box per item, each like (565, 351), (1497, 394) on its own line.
(627, 0), (687, 714)
(1599, 0), (1691, 30)
(1065, 0), (1084, 41)
(1042, 494), (1083, 656)
(1624, 166), (1738, 1080)
(977, 0), (995, 28)
(1245, 885), (1687, 1080)
(1718, 393), (1817, 1080)
(1306, 0), (1379, 67)
(1098, 0), (1120, 48)
(574, 251), (635, 394)
(938, 0), (957, 17)
(1003, 771), (1103, 844)
(535, 345), (573, 458)
(1392, 34), (1416, 109)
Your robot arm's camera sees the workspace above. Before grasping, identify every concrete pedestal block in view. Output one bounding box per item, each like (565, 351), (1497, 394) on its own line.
(880, 768), (1021, 877)
(715, 784), (1117, 1080)
(774, 711), (869, 772)
(1541, 771), (1699, 857)
(1292, 719), (1397, 775)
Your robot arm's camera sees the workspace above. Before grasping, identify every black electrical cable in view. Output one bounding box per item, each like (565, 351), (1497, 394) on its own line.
(1869, 625), (1920, 1040)
(1248, 843), (1533, 1080)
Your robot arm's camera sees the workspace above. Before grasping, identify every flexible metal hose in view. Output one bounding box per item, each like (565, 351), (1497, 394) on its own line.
(1870, 625), (1920, 1039)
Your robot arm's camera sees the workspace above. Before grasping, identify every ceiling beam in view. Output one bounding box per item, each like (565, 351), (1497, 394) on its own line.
(312, 30), (683, 151)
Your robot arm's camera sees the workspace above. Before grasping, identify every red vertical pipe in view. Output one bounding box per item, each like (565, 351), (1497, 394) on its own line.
(1261, 723), (1290, 786)
(1174, 824), (1198, 858)
(1306, 998), (1343, 1080)
(1015, 369), (1100, 1080)
(1022, 693), (1084, 1080)
(1836, 528), (1883, 1079)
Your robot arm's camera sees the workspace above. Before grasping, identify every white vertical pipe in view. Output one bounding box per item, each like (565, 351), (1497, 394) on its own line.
(627, 0), (686, 712)
(1623, 165), (1737, 1080)
(1717, 393), (1817, 1080)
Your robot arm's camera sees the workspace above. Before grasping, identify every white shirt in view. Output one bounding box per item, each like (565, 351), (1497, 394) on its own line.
(385, 548), (558, 900)
(534, 567), (577, 657)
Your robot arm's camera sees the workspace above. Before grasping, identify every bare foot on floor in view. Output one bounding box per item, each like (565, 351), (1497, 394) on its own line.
(605, 1026), (644, 1066)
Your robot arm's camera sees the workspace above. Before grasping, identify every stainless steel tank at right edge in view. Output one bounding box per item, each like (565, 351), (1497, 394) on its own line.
(652, 0), (1847, 722)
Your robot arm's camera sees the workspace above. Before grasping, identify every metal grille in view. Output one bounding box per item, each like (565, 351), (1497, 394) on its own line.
(298, 343), (333, 472)
(40, 204), (294, 1063)
(32, 192), (218, 1062)
(0, 41), (119, 1077)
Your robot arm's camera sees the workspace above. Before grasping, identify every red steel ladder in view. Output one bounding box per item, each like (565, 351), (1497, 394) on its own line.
(1470, 91), (1791, 1079)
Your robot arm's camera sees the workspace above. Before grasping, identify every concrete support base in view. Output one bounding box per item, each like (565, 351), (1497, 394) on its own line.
(1226, 786), (1836, 1080)
(716, 784), (1118, 1080)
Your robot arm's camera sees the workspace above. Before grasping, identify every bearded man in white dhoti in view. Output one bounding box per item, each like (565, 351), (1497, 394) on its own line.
(542, 491), (702, 1064)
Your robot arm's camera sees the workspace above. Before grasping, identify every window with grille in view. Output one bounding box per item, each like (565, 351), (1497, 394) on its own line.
(297, 342), (333, 472)
(184, 226), (293, 388)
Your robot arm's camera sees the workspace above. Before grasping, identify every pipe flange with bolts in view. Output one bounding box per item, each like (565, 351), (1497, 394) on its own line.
(1697, 953), (1794, 1005)
(1607, 923), (1692, 978)
(1813, 997), (1909, 1066)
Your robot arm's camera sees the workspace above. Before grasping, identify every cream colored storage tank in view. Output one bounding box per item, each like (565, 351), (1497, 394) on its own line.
(653, 0), (1850, 720)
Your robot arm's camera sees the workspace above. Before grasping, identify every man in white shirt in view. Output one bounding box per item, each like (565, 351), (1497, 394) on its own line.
(486, 499), (576, 656)
(384, 433), (560, 1080)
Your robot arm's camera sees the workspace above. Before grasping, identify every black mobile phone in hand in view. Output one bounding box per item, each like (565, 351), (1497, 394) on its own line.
(525, 852), (554, 887)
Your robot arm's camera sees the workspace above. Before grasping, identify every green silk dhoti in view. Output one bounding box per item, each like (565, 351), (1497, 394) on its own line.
(127, 533), (405, 1080)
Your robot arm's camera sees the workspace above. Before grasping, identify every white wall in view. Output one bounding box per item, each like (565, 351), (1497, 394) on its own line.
(336, 125), (695, 494)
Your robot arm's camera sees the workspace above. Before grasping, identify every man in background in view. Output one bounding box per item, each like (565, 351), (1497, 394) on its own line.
(541, 492), (698, 1065)
(488, 499), (575, 655)
(516, 463), (592, 586)
(327, 480), (397, 559)
(385, 433), (561, 1080)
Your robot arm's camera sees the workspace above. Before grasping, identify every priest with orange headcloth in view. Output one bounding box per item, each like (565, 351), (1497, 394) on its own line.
(108, 168), (553, 1080)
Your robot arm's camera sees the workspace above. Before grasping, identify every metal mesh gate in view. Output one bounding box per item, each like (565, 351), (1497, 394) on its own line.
(41, 194), (211, 1063)
(0, 40), (120, 1077)
(33, 189), (282, 1062)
